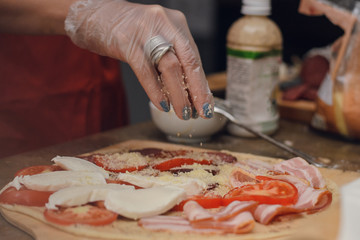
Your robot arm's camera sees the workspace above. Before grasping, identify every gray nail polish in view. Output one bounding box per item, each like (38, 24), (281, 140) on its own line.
(192, 107), (198, 119)
(182, 106), (191, 120)
(203, 103), (213, 118)
(160, 100), (170, 112)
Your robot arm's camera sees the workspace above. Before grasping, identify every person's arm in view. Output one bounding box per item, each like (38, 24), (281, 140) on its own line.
(0, 0), (76, 34)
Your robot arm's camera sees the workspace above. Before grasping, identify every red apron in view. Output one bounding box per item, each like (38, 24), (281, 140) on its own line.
(0, 35), (129, 158)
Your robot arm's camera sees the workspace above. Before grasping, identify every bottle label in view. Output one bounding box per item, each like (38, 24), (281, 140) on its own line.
(227, 48), (281, 59)
(226, 47), (281, 133)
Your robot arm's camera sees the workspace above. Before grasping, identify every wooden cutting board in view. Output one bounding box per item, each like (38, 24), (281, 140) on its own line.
(1, 140), (359, 240)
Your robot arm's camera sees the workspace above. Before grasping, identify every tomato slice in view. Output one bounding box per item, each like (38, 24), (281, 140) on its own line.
(44, 205), (118, 226)
(172, 195), (223, 211)
(153, 158), (212, 171)
(15, 165), (63, 177)
(0, 187), (54, 207)
(223, 179), (298, 206)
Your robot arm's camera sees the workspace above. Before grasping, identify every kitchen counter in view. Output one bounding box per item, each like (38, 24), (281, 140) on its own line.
(1, 119), (360, 239)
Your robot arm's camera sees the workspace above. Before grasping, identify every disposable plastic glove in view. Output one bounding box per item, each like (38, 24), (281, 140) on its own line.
(65, 0), (213, 120)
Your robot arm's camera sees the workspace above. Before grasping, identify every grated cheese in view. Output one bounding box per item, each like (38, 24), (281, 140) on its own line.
(171, 162), (238, 197)
(101, 152), (148, 169)
(99, 150), (242, 197)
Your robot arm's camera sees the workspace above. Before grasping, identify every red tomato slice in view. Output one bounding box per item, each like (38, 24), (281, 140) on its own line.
(15, 165), (63, 177)
(153, 158), (212, 171)
(223, 179), (298, 206)
(172, 195), (223, 211)
(44, 205), (118, 226)
(0, 187), (54, 207)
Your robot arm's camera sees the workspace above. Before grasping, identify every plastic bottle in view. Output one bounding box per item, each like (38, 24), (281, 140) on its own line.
(225, 0), (282, 137)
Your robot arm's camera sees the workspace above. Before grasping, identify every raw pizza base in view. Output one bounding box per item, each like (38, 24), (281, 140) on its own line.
(1, 140), (358, 240)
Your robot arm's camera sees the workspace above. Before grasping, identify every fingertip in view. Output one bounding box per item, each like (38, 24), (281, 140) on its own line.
(202, 102), (214, 119)
(191, 106), (199, 119)
(160, 100), (170, 112)
(182, 106), (191, 120)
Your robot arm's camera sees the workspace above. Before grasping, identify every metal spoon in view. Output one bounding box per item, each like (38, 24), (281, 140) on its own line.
(213, 98), (325, 167)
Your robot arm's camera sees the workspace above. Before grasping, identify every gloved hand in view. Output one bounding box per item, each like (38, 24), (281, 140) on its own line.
(65, 0), (213, 120)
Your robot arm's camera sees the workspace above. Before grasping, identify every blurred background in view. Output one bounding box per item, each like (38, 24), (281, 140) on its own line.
(123, 0), (343, 124)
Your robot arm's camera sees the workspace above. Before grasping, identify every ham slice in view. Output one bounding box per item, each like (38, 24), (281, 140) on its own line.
(282, 173), (332, 211)
(138, 215), (221, 234)
(183, 200), (256, 234)
(236, 159), (274, 172)
(230, 159), (276, 188)
(138, 213), (254, 234)
(183, 201), (213, 222)
(183, 200), (257, 222)
(139, 200), (256, 234)
(273, 157), (326, 189)
(254, 204), (299, 225)
(192, 211), (255, 234)
(294, 186), (332, 211)
(214, 200), (258, 221)
(229, 168), (257, 188)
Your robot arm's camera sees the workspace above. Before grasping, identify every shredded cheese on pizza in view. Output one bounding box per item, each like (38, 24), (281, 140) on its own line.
(101, 152), (148, 169)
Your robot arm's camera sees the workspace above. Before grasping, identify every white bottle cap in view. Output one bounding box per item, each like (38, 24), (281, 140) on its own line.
(241, 0), (271, 16)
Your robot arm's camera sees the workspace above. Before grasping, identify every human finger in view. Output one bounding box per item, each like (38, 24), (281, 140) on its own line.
(128, 52), (170, 113)
(173, 36), (214, 119)
(163, 10), (214, 118)
(157, 50), (193, 120)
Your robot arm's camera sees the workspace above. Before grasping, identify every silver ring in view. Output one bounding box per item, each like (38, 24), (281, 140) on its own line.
(144, 35), (175, 68)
